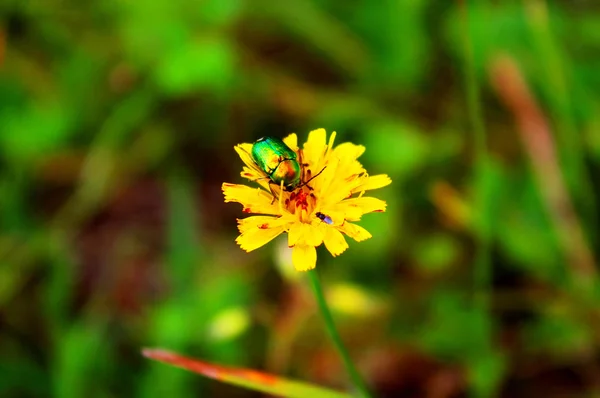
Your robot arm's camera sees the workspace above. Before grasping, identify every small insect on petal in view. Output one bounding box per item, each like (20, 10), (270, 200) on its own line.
(315, 212), (334, 225)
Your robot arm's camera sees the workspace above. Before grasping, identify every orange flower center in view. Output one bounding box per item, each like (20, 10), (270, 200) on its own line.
(284, 187), (317, 222)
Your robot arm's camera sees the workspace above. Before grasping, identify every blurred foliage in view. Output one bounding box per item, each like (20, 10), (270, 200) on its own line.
(1, 0), (600, 397)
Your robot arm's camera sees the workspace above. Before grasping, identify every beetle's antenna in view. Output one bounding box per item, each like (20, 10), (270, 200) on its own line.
(298, 166), (327, 188)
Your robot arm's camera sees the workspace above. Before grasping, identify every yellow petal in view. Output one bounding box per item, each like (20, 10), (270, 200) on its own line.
(283, 133), (298, 151)
(236, 223), (287, 252)
(304, 224), (324, 247)
(306, 128), (326, 148)
(317, 157), (366, 206)
(234, 144), (258, 170)
(313, 155), (339, 197)
(323, 227), (348, 257)
(324, 131), (337, 159)
(287, 222), (305, 247)
(240, 166), (262, 181)
(240, 166), (270, 190)
(292, 244), (317, 271)
(288, 222), (305, 247)
(235, 144), (271, 189)
(303, 128), (327, 168)
(341, 160), (367, 180)
(328, 202), (363, 221)
(237, 215), (288, 233)
(288, 222), (323, 247)
(337, 197), (387, 217)
(333, 142), (365, 162)
(352, 174), (392, 193)
(338, 222), (372, 242)
(222, 183), (279, 215)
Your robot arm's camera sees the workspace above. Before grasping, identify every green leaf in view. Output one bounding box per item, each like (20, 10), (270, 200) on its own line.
(143, 349), (352, 398)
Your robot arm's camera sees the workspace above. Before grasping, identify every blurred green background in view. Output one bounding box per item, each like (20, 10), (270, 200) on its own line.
(2, 0), (600, 397)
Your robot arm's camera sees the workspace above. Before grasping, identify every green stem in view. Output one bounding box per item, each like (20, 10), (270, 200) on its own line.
(307, 270), (373, 398)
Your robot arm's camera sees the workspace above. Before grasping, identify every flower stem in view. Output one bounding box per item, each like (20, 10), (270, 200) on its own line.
(307, 269), (373, 398)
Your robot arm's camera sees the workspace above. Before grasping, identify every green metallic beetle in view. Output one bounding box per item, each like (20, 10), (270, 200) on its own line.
(251, 136), (301, 191)
(250, 136), (325, 192)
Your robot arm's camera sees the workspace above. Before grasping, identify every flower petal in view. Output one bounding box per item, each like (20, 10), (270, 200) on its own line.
(323, 227), (348, 257)
(283, 133), (298, 152)
(352, 174), (392, 193)
(338, 222), (372, 242)
(292, 244), (317, 271)
(236, 223), (287, 252)
(333, 142), (365, 162)
(336, 197), (387, 218)
(240, 166), (262, 181)
(303, 128), (327, 168)
(314, 155), (339, 197)
(287, 222), (305, 247)
(325, 131), (336, 157)
(328, 203), (363, 221)
(288, 222), (323, 247)
(237, 215), (288, 233)
(306, 128), (326, 148)
(330, 144), (367, 184)
(235, 143), (272, 189)
(240, 167), (270, 190)
(304, 224), (324, 247)
(222, 183), (279, 215)
(236, 230), (285, 253)
(234, 144), (257, 170)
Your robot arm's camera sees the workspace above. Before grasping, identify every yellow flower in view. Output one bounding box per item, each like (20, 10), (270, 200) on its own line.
(222, 129), (391, 271)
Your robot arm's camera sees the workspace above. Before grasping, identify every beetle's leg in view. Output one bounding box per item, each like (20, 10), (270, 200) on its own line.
(278, 180), (284, 212)
(266, 181), (285, 207)
(267, 182), (277, 205)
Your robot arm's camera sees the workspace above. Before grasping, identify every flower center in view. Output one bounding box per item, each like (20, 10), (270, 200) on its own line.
(285, 187), (316, 222)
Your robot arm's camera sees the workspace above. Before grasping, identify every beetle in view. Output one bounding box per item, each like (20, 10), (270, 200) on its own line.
(251, 136), (325, 193)
(251, 137), (301, 191)
(315, 212), (334, 225)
